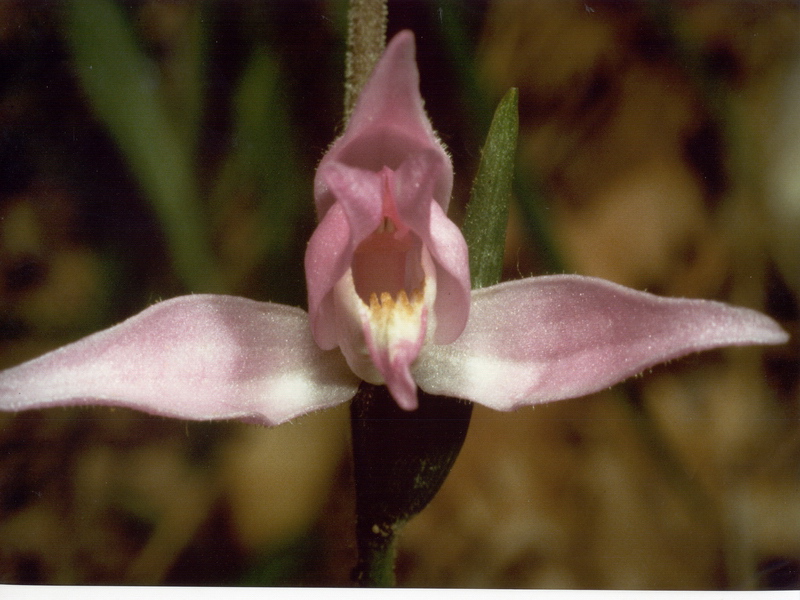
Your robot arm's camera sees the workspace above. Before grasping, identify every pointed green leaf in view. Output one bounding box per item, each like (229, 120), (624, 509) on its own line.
(462, 87), (519, 289)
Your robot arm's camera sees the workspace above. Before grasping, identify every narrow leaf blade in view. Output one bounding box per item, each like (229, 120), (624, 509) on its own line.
(462, 87), (519, 289)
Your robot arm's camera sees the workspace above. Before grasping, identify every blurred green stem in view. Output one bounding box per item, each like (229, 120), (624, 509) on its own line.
(354, 543), (395, 588)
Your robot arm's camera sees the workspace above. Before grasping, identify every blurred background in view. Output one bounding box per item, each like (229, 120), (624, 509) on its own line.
(0, 0), (798, 589)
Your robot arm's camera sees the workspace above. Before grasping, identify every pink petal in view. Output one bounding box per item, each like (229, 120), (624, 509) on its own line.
(391, 150), (471, 343)
(314, 30), (452, 219)
(308, 139), (470, 356)
(0, 295), (359, 425)
(414, 275), (789, 410)
(317, 163), (385, 242)
(421, 199), (471, 343)
(305, 201), (356, 350)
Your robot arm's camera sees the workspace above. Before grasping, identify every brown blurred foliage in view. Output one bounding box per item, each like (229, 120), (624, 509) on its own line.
(398, 0), (800, 589)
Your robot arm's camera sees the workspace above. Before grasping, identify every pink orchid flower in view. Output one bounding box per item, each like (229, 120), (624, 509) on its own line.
(0, 31), (788, 425)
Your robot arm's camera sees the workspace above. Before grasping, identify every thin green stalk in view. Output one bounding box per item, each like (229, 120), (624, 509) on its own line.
(351, 526), (397, 587)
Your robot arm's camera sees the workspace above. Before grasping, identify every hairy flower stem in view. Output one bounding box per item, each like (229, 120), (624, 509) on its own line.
(349, 381), (473, 586)
(344, 0), (388, 120)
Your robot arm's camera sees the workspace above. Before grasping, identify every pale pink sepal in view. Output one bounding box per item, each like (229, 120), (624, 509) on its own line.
(414, 275), (789, 410)
(0, 296), (359, 425)
(314, 30), (452, 219)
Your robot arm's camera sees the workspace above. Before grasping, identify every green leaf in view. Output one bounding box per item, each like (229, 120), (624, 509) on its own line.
(462, 87), (519, 289)
(64, 0), (222, 292)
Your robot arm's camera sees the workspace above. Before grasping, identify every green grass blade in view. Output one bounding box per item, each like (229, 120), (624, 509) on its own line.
(462, 87), (519, 289)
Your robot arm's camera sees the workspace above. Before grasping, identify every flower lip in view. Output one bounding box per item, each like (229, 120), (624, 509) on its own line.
(363, 293), (428, 411)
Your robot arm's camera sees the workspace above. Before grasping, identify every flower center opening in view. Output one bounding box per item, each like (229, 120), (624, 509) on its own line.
(351, 219), (424, 307)
(350, 167), (426, 308)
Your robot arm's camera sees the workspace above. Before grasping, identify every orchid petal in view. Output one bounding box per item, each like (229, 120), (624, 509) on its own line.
(316, 163), (384, 242)
(0, 295), (359, 425)
(314, 29), (452, 219)
(423, 200), (471, 343)
(391, 150), (471, 343)
(414, 275), (789, 410)
(305, 201), (355, 349)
